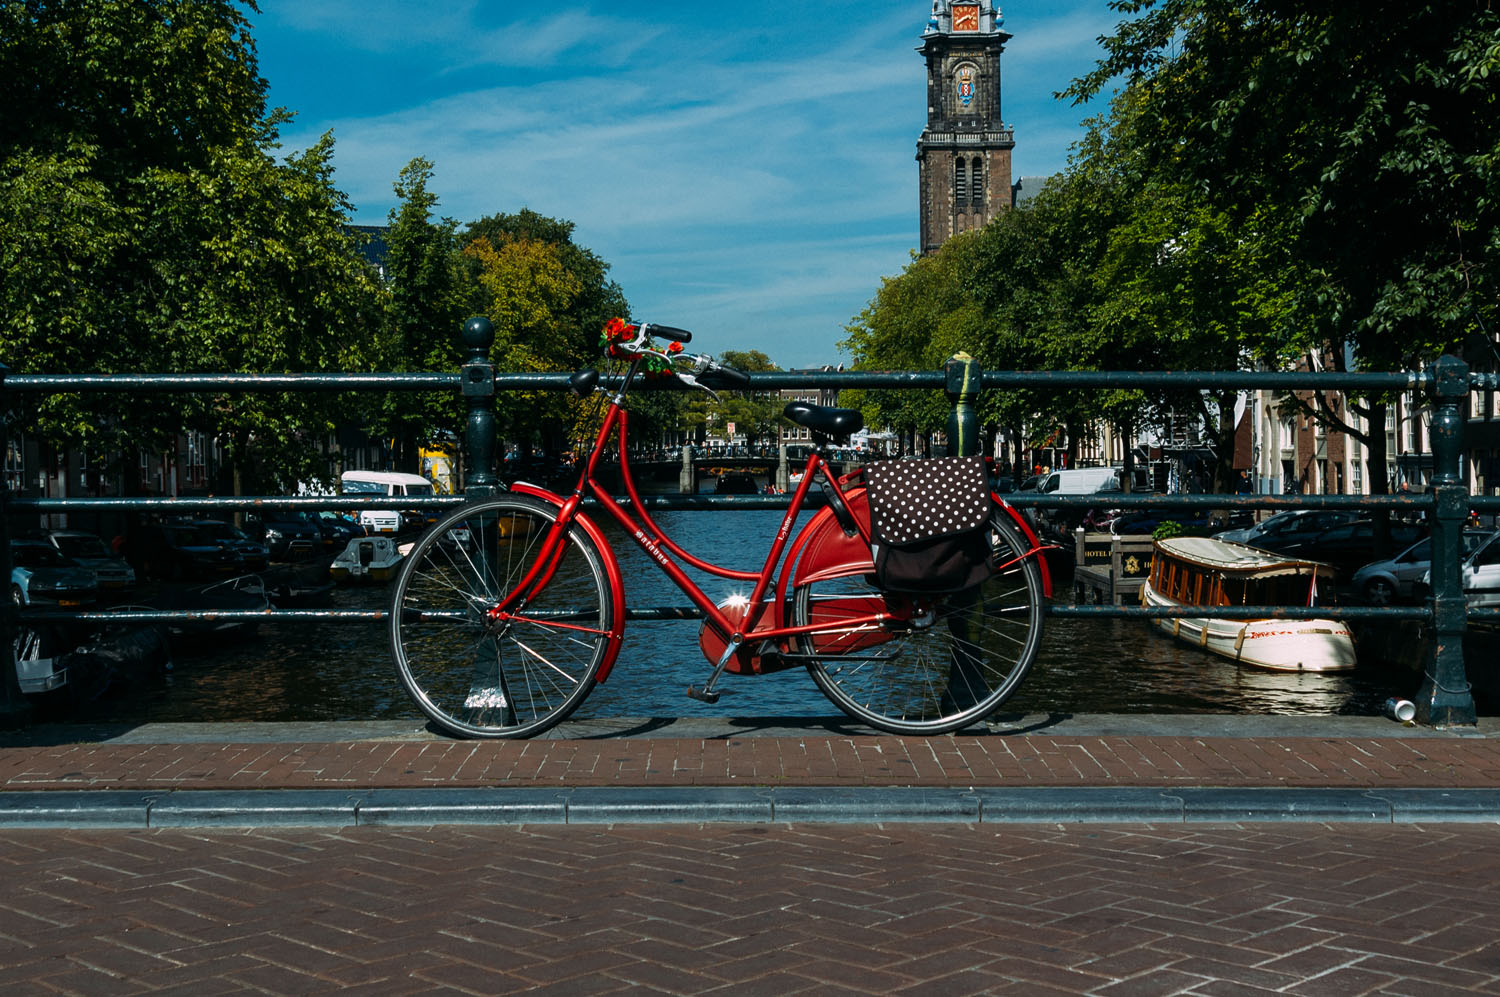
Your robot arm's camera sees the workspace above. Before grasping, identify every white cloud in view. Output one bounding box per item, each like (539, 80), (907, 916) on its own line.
(260, 1), (1116, 366)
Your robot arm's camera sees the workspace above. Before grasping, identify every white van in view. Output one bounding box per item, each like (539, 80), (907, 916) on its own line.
(1031, 467), (1130, 538)
(1036, 467), (1126, 495)
(340, 470), (436, 534)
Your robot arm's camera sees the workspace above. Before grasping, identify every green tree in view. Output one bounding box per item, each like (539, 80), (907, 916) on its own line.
(840, 243), (975, 451)
(684, 349), (784, 453)
(1069, 0), (1500, 489)
(460, 210), (629, 455)
(0, 0), (386, 493)
(379, 158), (466, 473)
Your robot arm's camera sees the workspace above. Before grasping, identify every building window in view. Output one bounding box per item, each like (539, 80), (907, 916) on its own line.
(1352, 458), (1363, 494)
(4, 437), (23, 493)
(187, 432), (208, 489)
(970, 158), (984, 208)
(953, 157), (967, 208)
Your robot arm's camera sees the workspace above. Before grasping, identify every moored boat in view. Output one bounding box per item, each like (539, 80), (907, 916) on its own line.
(329, 536), (404, 584)
(1141, 536), (1356, 672)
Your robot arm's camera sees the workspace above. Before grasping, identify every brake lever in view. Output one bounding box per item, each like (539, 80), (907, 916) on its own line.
(677, 371), (720, 402)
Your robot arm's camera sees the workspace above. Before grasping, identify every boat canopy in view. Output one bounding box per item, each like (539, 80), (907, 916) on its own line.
(1154, 536), (1335, 579)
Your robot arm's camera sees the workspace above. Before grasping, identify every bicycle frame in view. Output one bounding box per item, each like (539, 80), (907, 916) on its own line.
(493, 353), (1053, 686)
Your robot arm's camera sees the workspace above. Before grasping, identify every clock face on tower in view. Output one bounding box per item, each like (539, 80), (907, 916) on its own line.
(952, 4), (979, 31)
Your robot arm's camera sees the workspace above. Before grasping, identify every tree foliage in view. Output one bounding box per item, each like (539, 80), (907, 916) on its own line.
(460, 210), (630, 455)
(0, 0), (386, 492)
(844, 0), (1499, 490)
(379, 157), (466, 470)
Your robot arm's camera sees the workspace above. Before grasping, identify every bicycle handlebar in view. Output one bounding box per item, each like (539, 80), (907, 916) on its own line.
(603, 318), (751, 393)
(641, 323), (692, 343)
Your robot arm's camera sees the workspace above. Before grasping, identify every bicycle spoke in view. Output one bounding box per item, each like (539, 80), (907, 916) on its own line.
(390, 496), (614, 739)
(795, 509), (1045, 734)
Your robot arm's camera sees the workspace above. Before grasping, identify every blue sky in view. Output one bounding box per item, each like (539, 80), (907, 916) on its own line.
(251, 1), (1125, 368)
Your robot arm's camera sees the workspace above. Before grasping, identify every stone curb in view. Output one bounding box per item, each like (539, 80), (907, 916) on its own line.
(4, 786), (1500, 828)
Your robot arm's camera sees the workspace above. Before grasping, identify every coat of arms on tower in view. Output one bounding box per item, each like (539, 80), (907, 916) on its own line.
(956, 66), (975, 106)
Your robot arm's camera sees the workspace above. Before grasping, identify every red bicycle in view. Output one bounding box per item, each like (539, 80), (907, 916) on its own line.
(389, 321), (1052, 738)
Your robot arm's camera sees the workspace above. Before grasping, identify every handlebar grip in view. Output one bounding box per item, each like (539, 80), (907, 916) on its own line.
(644, 323), (693, 343)
(708, 364), (752, 389)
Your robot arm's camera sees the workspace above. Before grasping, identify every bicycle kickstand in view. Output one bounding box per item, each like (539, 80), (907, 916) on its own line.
(687, 636), (741, 704)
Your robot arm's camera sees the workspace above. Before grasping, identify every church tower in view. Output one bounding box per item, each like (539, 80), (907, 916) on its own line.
(916, 2), (1014, 254)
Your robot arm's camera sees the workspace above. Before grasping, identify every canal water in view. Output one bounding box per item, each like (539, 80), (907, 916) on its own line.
(63, 509), (1446, 725)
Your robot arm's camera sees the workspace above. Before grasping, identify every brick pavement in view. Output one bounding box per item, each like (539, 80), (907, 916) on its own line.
(3, 729), (1500, 792)
(2, 720), (1500, 993)
(2, 822), (1498, 995)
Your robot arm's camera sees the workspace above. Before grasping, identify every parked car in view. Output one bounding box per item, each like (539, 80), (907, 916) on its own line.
(1350, 528), (1492, 604)
(1252, 519), (1428, 581)
(1447, 530), (1500, 608)
(10, 538), (99, 607)
(303, 510), (365, 552)
(23, 528), (136, 595)
(315, 510), (367, 543)
(188, 520), (272, 572)
(242, 511), (321, 561)
(1213, 509), (1360, 546)
(129, 523), (246, 580)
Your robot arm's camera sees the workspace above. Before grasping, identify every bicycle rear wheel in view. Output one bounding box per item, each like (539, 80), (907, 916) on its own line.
(390, 495), (615, 738)
(793, 510), (1044, 734)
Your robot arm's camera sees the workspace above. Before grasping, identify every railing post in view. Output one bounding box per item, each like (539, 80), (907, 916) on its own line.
(1417, 353), (1475, 727)
(0, 364), (31, 728)
(460, 317), (499, 497)
(945, 352), (983, 458)
(679, 444), (695, 494)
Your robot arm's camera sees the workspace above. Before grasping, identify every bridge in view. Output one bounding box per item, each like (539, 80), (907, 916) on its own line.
(592, 453), (862, 494)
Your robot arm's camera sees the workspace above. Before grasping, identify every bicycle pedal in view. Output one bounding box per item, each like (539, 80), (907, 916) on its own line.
(686, 685), (720, 704)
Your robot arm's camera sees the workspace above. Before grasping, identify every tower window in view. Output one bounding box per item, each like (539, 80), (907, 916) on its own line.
(970, 159), (984, 208)
(954, 158), (967, 209)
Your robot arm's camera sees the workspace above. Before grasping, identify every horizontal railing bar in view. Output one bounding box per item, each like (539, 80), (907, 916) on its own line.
(16, 492), (1482, 515)
(1010, 494), (1436, 511)
(25, 603), (1448, 627)
(3, 368), (1444, 395)
(8, 493), (827, 513)
(1049, 605), (1432, 621)
(2, 372), (458, 393)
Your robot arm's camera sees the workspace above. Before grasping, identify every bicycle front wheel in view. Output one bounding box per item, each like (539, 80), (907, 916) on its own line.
(390, 495), (616, 738)
(793, 510), (1045, 734)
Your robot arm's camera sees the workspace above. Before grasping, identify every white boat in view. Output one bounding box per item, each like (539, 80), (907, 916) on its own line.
(329, 536), (404, 584)
(1141, 536), (1356, 672)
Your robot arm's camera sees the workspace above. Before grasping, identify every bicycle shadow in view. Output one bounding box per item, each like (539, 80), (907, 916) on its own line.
(551, 712), (1077, 740)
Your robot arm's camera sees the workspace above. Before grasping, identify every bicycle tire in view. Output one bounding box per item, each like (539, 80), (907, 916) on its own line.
(793, 509), (1045, 734)
(389, 495), (615, 739)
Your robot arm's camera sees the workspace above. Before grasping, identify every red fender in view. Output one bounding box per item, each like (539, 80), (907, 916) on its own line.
(507, 483), (628, 682)
(992, 495), (1054, 597)
(780, 488), (875, 606)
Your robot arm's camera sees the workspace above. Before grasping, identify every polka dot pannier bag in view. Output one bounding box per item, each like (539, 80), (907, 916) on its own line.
(863, 455), (997, 593)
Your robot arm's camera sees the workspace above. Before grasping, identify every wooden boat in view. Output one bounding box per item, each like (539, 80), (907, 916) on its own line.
(329, 536), (404, 584)
(1141, 536), (1356, 672)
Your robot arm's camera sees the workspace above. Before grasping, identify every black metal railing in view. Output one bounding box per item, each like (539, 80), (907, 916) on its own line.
(2, 319), (1494, 727)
